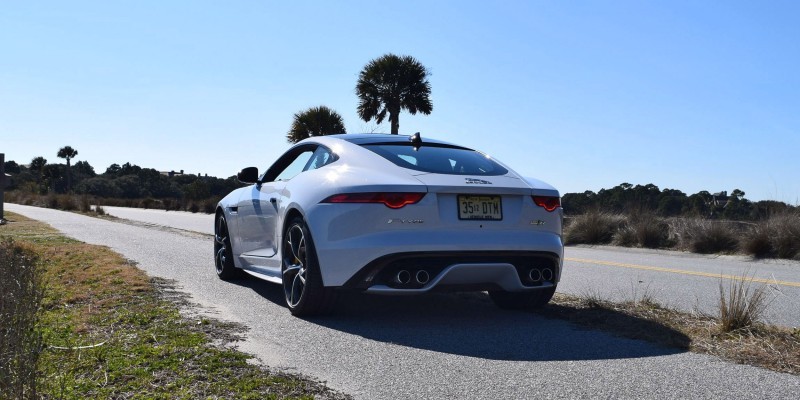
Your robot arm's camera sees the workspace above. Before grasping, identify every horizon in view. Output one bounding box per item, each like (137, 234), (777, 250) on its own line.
(2, 1), (798, 204)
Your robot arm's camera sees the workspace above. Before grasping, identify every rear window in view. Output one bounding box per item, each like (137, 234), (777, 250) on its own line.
(362, 144), (509, 176)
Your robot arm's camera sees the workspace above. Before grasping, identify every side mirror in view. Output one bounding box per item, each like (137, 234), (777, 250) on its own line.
(237, 167), (259, 184)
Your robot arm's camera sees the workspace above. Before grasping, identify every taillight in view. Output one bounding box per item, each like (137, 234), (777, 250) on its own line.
(322, 193), (426, 209)
(532, 196), (561, 212)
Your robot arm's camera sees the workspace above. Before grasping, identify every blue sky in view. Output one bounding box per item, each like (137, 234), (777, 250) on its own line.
(2, 1), (798, 203)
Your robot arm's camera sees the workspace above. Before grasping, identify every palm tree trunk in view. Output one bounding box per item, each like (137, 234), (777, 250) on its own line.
(390, 112), (400, 135)
(66, 159), (72, 192)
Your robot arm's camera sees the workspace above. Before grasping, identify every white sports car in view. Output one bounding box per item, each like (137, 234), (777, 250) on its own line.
(215, 133), (563, 316)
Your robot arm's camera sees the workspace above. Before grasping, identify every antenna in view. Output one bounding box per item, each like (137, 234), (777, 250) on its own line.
(409, 132), (422, 150)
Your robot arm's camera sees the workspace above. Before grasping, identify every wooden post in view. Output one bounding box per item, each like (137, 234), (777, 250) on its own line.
(0, 153), (6, 220)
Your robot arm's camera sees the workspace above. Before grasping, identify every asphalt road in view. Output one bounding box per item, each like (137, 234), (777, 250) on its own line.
(6, 204), (800, 399)
(98, 205), (800, 328)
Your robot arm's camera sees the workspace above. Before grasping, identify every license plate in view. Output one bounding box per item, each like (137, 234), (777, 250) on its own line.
(458, 195), (502, 220)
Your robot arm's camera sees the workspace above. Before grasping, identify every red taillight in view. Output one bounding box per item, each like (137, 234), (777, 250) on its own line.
(533, 196), (561, 212)
(322, 193), (426, 209)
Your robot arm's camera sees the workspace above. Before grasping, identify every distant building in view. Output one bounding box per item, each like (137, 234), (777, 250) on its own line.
(161, 169), (185, 177)
(711, 191), (730, 208)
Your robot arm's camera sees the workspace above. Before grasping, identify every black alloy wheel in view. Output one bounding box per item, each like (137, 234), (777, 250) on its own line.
(215, 213), (243, 280)
(281, 217), (335, 316)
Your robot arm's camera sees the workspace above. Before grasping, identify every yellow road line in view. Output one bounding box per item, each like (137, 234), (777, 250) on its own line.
(564, 257), (800, 288)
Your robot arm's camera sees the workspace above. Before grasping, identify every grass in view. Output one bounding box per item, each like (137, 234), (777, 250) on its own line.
(564, 211), (624, 245)
(0, 238), (45, 399)
(564, 210), (800, 261)
(5, 191), (218, 214)
(546, 288), (799, 376)
(718, 272), (770, 332)
(0, 212), (348, 399)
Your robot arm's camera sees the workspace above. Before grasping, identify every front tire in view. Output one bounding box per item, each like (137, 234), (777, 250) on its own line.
(215, 213), (244, 280)
(489, 286), (556, 310)
(281, 217), (336, 316)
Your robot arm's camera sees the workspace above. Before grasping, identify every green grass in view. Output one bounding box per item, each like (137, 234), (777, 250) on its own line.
(0, 212), (347, 399)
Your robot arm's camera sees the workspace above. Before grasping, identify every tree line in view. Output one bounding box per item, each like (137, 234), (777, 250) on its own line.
(562, 183), (794, 221)
(3, 149), (242, 202)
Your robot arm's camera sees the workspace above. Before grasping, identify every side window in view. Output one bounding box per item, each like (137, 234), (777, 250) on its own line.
(274, 150), (315, 182)
(305, 146), (336, 172)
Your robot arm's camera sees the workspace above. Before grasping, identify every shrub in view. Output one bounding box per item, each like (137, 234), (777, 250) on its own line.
(741, 212), (800, 260)
(0, 238), (45, 398)
(742, 226), (773, 258)
(564, 211), (624, 245)
(613, 213), (671, 248)
(671, 219), (740, 254)
(718, 273), (769, 332)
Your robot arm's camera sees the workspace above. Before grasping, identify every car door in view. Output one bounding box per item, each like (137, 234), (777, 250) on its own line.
(236, 145), (318, 265)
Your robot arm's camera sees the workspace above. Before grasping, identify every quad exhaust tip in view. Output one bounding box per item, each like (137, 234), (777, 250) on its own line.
(395, 270), (411, 285)
(542, 268), (553, 281)
(529, 268), (554, 282)
(528, 269), (542, 282)
(416, 270), (430, 285)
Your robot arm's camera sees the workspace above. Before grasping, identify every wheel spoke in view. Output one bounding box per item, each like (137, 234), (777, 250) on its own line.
(290, 271), (305, 306)
(283, 264), (301, 277)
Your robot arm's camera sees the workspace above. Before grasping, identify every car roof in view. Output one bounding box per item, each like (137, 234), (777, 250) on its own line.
(325, 133), (463, 148)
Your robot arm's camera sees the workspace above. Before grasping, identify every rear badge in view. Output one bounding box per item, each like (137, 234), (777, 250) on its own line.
(531, 220), (546, 226)
(387, 219), (424, 224)
(465, 178), (492, 185)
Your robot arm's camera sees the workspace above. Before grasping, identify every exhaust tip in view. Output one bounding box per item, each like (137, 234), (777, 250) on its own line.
(416, 270), (430, 285)
(528, 268), (542, 282)
(395, 270), (411, 285)
(542, 268), (554, 281)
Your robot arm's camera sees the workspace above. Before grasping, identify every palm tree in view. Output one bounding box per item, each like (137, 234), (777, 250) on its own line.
(356, 54), (432, 135)
(57, 146), (78, 191)
(29, 156), (47, 183)
(287, 106), (346, 143)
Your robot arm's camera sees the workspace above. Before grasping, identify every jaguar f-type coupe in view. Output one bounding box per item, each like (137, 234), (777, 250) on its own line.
(215, 133), (563, 316)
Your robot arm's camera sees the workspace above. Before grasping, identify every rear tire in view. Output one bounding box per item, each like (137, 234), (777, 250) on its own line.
(489, 286), (556, 310)
(214, 213), (244, 280)
(281, 217), (336, 316)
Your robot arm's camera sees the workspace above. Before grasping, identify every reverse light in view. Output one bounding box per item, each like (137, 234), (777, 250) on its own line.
(322, 193), (426, 209)
(532, 196), (561, 212)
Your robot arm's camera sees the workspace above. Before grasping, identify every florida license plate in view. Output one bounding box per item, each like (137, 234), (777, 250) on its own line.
(458, 195), (502, 220)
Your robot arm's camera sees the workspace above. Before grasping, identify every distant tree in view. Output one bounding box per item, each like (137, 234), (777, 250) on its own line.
(41, 164), (65, 193)
(356, 53), (432, 135)
(57, 146), (79, 191)
(73, 160), (96, 177)
(104, 163), (121, 176)
(3, 160), (21, 174)
(30, 156), (47, 177)
(76, 177), (122, 198)
(287, 106), (347, 143)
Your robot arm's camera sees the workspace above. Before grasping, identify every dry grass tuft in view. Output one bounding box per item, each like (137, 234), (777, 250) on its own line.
(741, 212), (800, 260)
(613, 213), (671, 248)
(564, 211), (624, 245)
(670, 219), (740, 254)
(718, 272), (770, 332)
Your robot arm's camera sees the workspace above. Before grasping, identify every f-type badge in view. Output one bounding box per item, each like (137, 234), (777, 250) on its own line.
(465, 178), (492, 185)
(387, 219), (424, 224)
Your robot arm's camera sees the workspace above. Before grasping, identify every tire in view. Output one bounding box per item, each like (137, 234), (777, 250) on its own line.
(214, 213), (244, 280)
(489, 286), (556, 310)
(281, 217), (336, 316)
